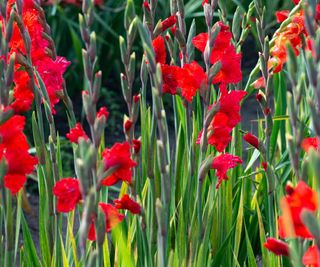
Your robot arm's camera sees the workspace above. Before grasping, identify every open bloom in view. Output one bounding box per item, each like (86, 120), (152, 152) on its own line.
(301, 137), (319, 153)
(114, 194), (141, 214)
(264, 238), (289, 256)
(303, 246), (320, 267)
(0, 115), (38, 194)
(3, 0), (70, 114)
(66, 123), (89, 144)
(278, 181), (318, 239)
(192, 22), (242, 85)
(88, 203), (124, 241)
(197, 87), (246, 151)
(53, 178), (82, 212)
(211, 153), (242, 189)
(101, 142), (137, 186)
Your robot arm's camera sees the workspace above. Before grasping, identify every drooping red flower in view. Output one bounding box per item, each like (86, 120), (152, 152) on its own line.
(114, 194), (141, 214)
(211, 153), (242, 189)
(243, 132), (259, 149)
(264, 238), (289, 256)
(0, 115), (38, 194)
(278, 181), (318, 239)
(302, 246), (320, 267)
(101, 142), (137, 186)
(66, 123), (89, 144)
(152, 36), (166, 65)
(197, 87), (246, 151)
(192, 22), (242, 85)
(218, 86), (246, 128)
(301, 137), (319, 153)
(161, 15), (176, 32)
(87, 203), (125, 241)
(53, 178), (81, 213)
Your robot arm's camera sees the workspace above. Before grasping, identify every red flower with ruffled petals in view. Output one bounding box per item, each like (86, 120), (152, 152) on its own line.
(114, 194), (141, 214)
(152, 36), (166, 65)
(161, 64), (180, 95)
(101, 142), (137, 186)
(0, 115), (38, 194)
(176, 61), (207, 102)
(53, 178), (81, 213)
(88, 203), (124, 241)
(197, 87), (246, 151)
(211, 153), (242, 189)
(278, 181), (318, 239)
(301, 137), (319, 153)
(66, 123), (89, 144)
(264, 238), (289, 256)
(192, 22), (242, 85)
(303, 246), (320, 267)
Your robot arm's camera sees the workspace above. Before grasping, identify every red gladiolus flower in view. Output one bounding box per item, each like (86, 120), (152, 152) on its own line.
(88, 203), (125, 241)
(0, 115), (38, 194)
(101, 142), (137, 186)
(161, 15), (176, 32)
(53, 178), (81, 213)
(161, 64), (180, 95)
(124, 118), (133, 132)
(4, 0), (69, 114)
(303, 246), (320, 267)
(66, 123), (89, 144)
(264, 238), (289, 256)
(97, 107), (109, 120)
(114, 194), (141, 214)
(211, 153), (242, 189)
(177, 61), (207, 102)
(278, 181), (318, 239)
(202, 0), (209, 6)
(192, 22), (242, 85)
(276, 11), (290, 23)
(243, 132), (259, 149)
(152, 36), (166, 65)
(197, 87), (246, 151)
(143, 1), (150, 11)
(301, 137), (319, 153)
(133, 95), (140, 103)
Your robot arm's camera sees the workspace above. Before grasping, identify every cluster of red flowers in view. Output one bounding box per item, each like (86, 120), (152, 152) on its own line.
(0, 116), (38, 194)
(196, 86), (246, 188)
(264, 181), (319, 266)
(55, 107), (140, 240)
(254, 0), (320, 88)
(53, 177), (140, 240)
(3, 0), (70, 113)
(153, 21), (242, 103)
(151, 14), (245, 188)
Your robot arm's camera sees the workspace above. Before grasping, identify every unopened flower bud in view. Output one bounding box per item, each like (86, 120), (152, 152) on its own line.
(243, 132), (259, 150)
(124, 116), (133, 133)
(132, 139), (141, 154)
